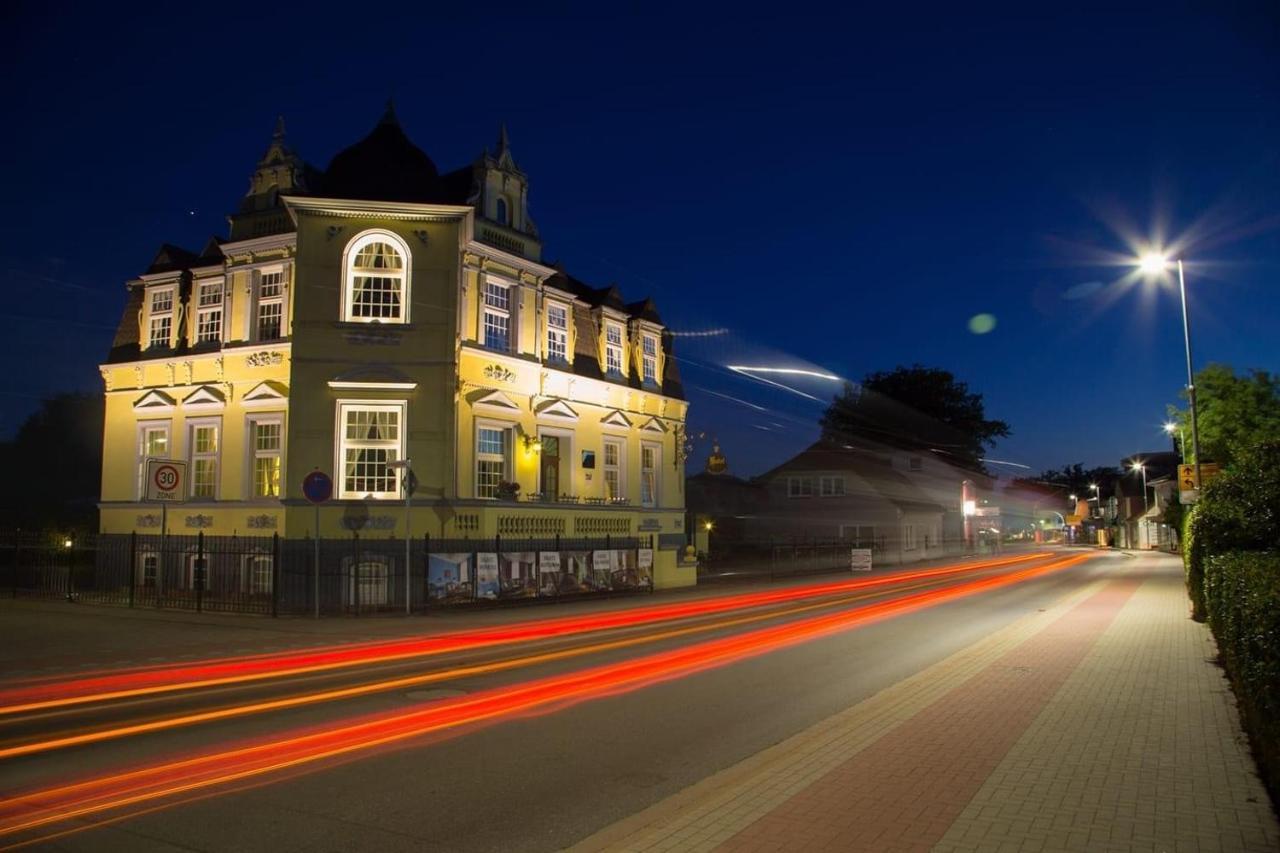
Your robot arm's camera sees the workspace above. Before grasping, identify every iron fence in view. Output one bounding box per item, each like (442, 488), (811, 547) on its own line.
(0, 531), (655, 616)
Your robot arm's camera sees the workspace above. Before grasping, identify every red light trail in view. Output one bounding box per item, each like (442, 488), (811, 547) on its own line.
(0, 552), (1090, 846)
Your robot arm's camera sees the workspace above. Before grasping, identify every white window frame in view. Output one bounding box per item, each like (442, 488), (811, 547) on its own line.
(136, 420), (171, 499)
(605, 322), (624, 375)
(641, 333), (658, 385)
(187, 417), (222, 500)
(482, 279), (512, 352)
(242, 553), (274, 595)
(335, 400), (406, 500)
(246, 414), (285, 499)
(788, 476), (814, 498)
(902, 523), (918, 552)
(256, 267), (285, 340)
(194, 279), (224, 344)
(545, 300), (569, 363)
(475, 419), (514, 499)
(341, 230), (411, 324)
(148, 286), (174, 349)
(640, 441), (661, 508)
(602, 437), (626, 502)
(819, 476), (845, 497)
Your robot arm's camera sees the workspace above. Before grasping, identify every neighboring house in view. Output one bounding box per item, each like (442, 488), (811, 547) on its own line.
(1112, 452), (1178, 549)
(98, 107), (692, 587)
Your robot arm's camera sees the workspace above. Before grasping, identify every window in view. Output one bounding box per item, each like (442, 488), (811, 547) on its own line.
(641, 443), (660, 507)
(820, 476), (845, 497)
(148, 287), (174, 348)
(243, 555), (273, 595)
(902, 524), (918, 551)
(788, 477), (814, 498)
(343, 232), (409, 323)
(337, 402), (404, 499)
(257, 270), (284, 340)
(476, 425), (511, 499)
(188, 420), (220, 499)
(605, 323), (624, 375)
(495, 197), (509, 225)
(546, 302), (568, 363)
(249, 417), (283, 498)
(137, 422), (169, 498)
(483, 280), (511, 351)
(195, 281), (223, 344)
(641, 334), (658, 385)
(137, 552), (159, 588)
(603, 438), (624, 501)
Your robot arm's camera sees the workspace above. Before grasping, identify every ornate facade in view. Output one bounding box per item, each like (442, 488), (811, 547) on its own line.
(99, 106), (693, 587)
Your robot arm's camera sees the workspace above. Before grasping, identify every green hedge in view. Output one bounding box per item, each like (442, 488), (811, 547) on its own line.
(1183, 506), (1204, 620)
(1204, 550), (1280, 805)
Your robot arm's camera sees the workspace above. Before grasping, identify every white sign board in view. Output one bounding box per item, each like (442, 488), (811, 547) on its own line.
(637, 548), (654, 570)
(592, 550), (614, 572)
(1180, 489), (1200, 505)
(538, 551), (561, 574)
(850, 548), (872, 572)
(145, 459), (187, 502)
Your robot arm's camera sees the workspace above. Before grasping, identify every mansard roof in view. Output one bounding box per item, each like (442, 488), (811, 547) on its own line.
(144, 244), (198, 275)
(321, 102), (442, 203)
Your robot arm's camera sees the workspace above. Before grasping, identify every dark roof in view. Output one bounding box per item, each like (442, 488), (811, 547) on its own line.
(627, 298), (662, 324)
(757, 440), (953, 511)
(144, 244), (197, 275)
(106, 285), (145, 362)
(193, 237), (224, 268)
(321, 104), (441, 203)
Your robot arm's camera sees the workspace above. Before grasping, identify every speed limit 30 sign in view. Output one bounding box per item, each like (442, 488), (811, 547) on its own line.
(145, 459), (187, 502)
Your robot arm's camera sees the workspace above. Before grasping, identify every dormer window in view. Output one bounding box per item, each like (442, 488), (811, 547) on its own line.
(641, 333), (658, 385)
(605, 323), (624, 375)
(195, 281), (223, 344)
(483, 280), (512, 351)
(256, 270), (284, 340)
(546, 302), (568, 363)
(148, 287), (174, 349)
(342, 230), (410, 323)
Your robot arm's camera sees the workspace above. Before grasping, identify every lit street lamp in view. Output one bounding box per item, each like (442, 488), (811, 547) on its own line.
(1163, 420), (1186, 463)
(1139, 253), (1201, 491)
(1090, 483), (1100, 518)
(1130, 460), (1148, 512)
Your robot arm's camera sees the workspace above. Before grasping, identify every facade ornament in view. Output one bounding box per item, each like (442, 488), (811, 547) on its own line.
(341, 514), (396, 531)
(412, 229), (430, 245)
(136, 514), (161, 528)
(166, 363), (176, 385)
(483, 363), (516, 383)
(326, 225), (346, 241)
(183, 361), (194, 384)
(100, 367), (114, 391)
(134, 365), (144, 388)
(214, 356), (225, 380)
(245, 351), (284, 368)
(246, 514), (278, 529)
(184, 515), (214, 529)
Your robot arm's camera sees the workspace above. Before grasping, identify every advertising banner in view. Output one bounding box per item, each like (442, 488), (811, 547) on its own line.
(428, 553), (471, 601)
(476, 553), (500, 599)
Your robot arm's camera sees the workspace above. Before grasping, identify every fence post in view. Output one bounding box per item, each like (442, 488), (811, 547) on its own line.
(128, 531), (136, 608)
(422, 531), (430, 612)
(195, 531), (204, 614)
(65, 536), (74, 602)
(271, 532), (280, 618)
(352, 531), (360, 614)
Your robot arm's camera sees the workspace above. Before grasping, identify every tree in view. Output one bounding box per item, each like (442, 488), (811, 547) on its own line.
(820, 364), (1010, 471)
(1034, 463), (1121, 502)
(0, 393), (103, 533)
(1168, 364), (1280, 470)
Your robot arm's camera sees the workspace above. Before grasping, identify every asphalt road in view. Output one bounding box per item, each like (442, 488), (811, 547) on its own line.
(0, 548), (1119, 852)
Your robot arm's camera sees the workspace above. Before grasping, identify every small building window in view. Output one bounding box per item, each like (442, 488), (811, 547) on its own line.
(546, 302), (568, 363)
(495, 197), (509, 225)
(343, 231), (410, 323)
(137, 422), (169, 499)
(641, 334), (658, 385)
(640, 442), (660, 507)
(257, 270), (284, 340)
(148, 287), (174, 349)
(476, 425), (511, 499)
(483, 281), (511, 351)
(337, 402), (404, 499)
(605, 323), (624, 375)
(195, 281), (223, 344)
(788, 477), (814, 498)
(603, 438), (625, 501)
(820, 476), (845, 497)
(188, 420), (220, 499)
(249, 417), (283, 498)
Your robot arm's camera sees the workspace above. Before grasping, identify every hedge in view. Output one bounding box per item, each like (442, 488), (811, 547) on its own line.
(1204, 550), (1280, 805)
(1183, 506), (1204, 620)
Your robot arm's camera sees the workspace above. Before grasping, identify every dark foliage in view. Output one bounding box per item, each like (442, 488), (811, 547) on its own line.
(0, 393), (103, 533)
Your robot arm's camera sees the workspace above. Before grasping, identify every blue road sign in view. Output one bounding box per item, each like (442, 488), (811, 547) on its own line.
(302, 470), (333, 504)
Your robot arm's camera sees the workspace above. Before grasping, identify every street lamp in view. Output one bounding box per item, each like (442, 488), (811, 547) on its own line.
(1138, 252), (1201, 491)
(1130, 461), (1148, 512)
(1163, 420), (1187, 463)
(1090, 483), (1100, 518)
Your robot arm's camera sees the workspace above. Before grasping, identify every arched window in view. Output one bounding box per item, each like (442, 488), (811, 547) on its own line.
(494, 197), (509, 225)
(342, 231), (411, 323)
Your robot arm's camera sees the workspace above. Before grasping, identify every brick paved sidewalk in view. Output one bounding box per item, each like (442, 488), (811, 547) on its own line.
(573, 553), (1278, 853)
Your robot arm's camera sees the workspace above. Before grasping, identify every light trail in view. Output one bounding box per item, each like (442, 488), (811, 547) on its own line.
(0, 568), (984, 760)
(0, 553), (1050, 716)
(0, 553), (1090, 844)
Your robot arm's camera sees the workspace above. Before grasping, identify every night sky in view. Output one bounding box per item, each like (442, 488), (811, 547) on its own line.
(3, 3), (1277, 478)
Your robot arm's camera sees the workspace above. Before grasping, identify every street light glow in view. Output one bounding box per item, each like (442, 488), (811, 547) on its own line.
(1162, 421), (1177, 435)
(1138, 252), (1170, 275)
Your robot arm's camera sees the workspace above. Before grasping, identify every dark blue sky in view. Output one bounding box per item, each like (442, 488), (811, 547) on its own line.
(3, 2), (1277, 477)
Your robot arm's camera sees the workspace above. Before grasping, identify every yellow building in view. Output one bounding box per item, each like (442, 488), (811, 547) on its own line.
(99, 107), (693, 589)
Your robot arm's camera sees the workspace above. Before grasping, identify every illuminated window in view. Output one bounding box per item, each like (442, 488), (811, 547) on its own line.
(257, 270), (284, 340)
(476, 425), (511, 499)
(483, 280), (511, 351)
(603, 438), (625, 501)
(337, 402), (404, 499)
(249, 417), (283, 498)
(787, 477), (814, 498)
(137, 422), (169, 498)
(195, 281), (223, 344)
(188, 420), (220, 499)
(641, 333), (658, 384)
(820, 476), (845, 497)
(605, 323), (624, 375)
(640, 442), (660, 507)
(343, 232), (410, 323)
(546, 302), (568, 362)
(148, 287), (174, 348)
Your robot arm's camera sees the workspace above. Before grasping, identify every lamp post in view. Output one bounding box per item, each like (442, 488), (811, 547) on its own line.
(1163, 421), (1187, 463)
(1089, 483), (1100, 519)
(1140, 254), (1202, 490)
(387, 459), (413, 616)
(1130, 461), (1148, 512)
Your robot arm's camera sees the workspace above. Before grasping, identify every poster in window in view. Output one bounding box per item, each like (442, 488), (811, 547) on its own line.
(500, 552), (536, 598)
(429, 553), (471, 601)
(476, 552), (500, 599)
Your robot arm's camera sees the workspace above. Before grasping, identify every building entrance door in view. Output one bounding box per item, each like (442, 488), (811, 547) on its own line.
(541, 436), (561, 497)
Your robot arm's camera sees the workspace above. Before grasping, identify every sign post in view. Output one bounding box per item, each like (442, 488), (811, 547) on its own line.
(145, 459), (186, 601)
(302, 470), (333, 618)
(849, 548), (872, 572)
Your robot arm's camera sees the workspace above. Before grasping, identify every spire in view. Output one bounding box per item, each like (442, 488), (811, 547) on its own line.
(273, 115), (286, 142)
(380, 97), (399, 127)
(496, 123), (510, 156)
